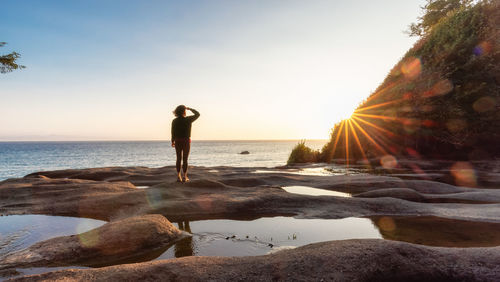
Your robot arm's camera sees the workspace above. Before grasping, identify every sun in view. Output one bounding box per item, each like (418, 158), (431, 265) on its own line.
(341, 108), (355, 121)
(326, 96), (403, 167)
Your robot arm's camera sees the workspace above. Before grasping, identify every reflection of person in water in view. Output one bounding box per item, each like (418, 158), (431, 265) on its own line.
(175, 221), (193, 257)
(171, 105), (200, 182)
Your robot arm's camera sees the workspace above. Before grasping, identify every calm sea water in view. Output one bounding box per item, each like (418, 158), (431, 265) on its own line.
(0, 140), (326, 181)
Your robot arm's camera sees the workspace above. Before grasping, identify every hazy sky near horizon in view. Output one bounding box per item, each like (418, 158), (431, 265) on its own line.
(1, 0), (424, 141)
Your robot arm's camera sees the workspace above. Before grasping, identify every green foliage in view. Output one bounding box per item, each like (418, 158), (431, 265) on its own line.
(318, 122), (343, 162)
(407, 0), (473, 37)
(0, 42), (25, 73)
(320, 0), (500, 161)
(287, 141), (319, 164)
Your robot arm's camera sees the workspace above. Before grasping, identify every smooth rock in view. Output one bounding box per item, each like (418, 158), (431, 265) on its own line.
(354, 188), (427, 202)
(0, 214), (187, 269)
(11, 239), (500, 281)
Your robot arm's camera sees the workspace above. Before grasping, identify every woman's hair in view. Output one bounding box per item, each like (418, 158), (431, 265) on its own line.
(173, 105), (186, 117)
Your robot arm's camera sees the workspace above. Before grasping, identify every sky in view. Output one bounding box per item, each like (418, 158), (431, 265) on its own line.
(0, 0), (424, 141)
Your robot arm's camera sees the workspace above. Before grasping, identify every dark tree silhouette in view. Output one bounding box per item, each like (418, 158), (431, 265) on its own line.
(0, 42), (25, 73)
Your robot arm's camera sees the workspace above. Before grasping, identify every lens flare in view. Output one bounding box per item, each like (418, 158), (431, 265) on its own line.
(450, 162), (477, 187)
(473, 41), (492, 56)
(352, 113), (399, 121)
(378, 217), (396, 232)
(380, 155), (397, 169)
(401, 57), (421, 79)
(473, 96), (496, 113)
(345, 119), (350, 166)
(146, 189), (163, 209)
(355, 99), (403, 113)
(78, 228), (100, 248)
(327, 120), (345, 162)
(403, 92), (413, 100)
(405, 147), (420, 158)
(327, 82), (447, 164)
(423, 79), (453, 97)
(352, 116), (395, 137)
(195, 195), (214, 212)
(348, 120), (369, 165)
(421, 120), (438, 127)
(403, 118), (420, 134)
(408, 163), (427, 177)
(350, 118), (387, 154)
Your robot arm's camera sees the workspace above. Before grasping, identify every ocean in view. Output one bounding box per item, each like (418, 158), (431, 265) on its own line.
(0, 140), (327, 181)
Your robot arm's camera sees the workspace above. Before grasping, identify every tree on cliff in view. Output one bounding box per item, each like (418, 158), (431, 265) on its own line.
(0, 42), (25, 73)
(407, 0), (473, 37)
(289, 0), (499, 164)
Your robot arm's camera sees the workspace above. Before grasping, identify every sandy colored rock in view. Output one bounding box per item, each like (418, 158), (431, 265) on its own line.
(10, 239), (500, 281)
(354, 188), (427, 202)
(0, 214), (187, 269)
(1, 165), (500, 223)
(0, 162), (498, 280)
(0, 177), (141, 220)
(353, 188), (500, 204)
(425, 190), (500, 203)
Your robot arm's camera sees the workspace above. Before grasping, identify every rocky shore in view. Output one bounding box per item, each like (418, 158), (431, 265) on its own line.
(1, 215), (188, 270)
(0, 160), (499, 281)
(11, 240), (500, 282)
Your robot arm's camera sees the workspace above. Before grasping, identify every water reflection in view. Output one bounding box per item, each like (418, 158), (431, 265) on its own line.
(4, 214), (498, 279)
(282, 186), (351, 197)
(174, 221), (194, 257)
(0, 215), (105, 256)
(162, 215), (500, 261)
(156, 217), (381, 260)
(252, 168), (333, 176)
(370, 216), (500, 247)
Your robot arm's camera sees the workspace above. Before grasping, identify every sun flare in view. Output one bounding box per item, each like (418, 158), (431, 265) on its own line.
(340, 109), (355, 121)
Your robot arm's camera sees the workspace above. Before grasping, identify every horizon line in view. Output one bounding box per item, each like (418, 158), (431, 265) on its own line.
(0, 139), (328, 142)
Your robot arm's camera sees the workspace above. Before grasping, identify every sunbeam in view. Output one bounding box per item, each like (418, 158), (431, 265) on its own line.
(352, 113), (400, 121)
(348, 120), (370, 166)
(352, 116), (397, 137)
(350, 118), (388, 155)
(354, 99), (403, 113)
(327, 120), (346, 161)
(345, 119), (350, 166)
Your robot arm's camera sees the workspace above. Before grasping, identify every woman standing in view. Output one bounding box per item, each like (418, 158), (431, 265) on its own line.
(171, 105), (200, 182)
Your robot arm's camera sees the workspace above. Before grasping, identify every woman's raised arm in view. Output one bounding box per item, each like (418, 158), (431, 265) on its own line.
(187, 107), (200, 122)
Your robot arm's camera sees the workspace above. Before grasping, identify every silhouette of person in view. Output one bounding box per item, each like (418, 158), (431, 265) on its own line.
(174, 221), (194, 257)
(171, 105), (200, 182)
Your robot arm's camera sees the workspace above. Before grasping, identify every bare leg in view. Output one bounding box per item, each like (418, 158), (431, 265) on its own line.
(174, 142), (183, 182)
(182, 142), (191, 182)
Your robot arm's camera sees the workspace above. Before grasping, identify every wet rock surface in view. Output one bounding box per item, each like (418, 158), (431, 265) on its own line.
(10, 239), (500, 282)
(0, 160), (499, 280)
(0, 214), (187, 269)
(1, 163), (499, 222)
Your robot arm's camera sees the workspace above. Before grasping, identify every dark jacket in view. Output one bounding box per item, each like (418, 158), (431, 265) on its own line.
(171, 108), (200, 143)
